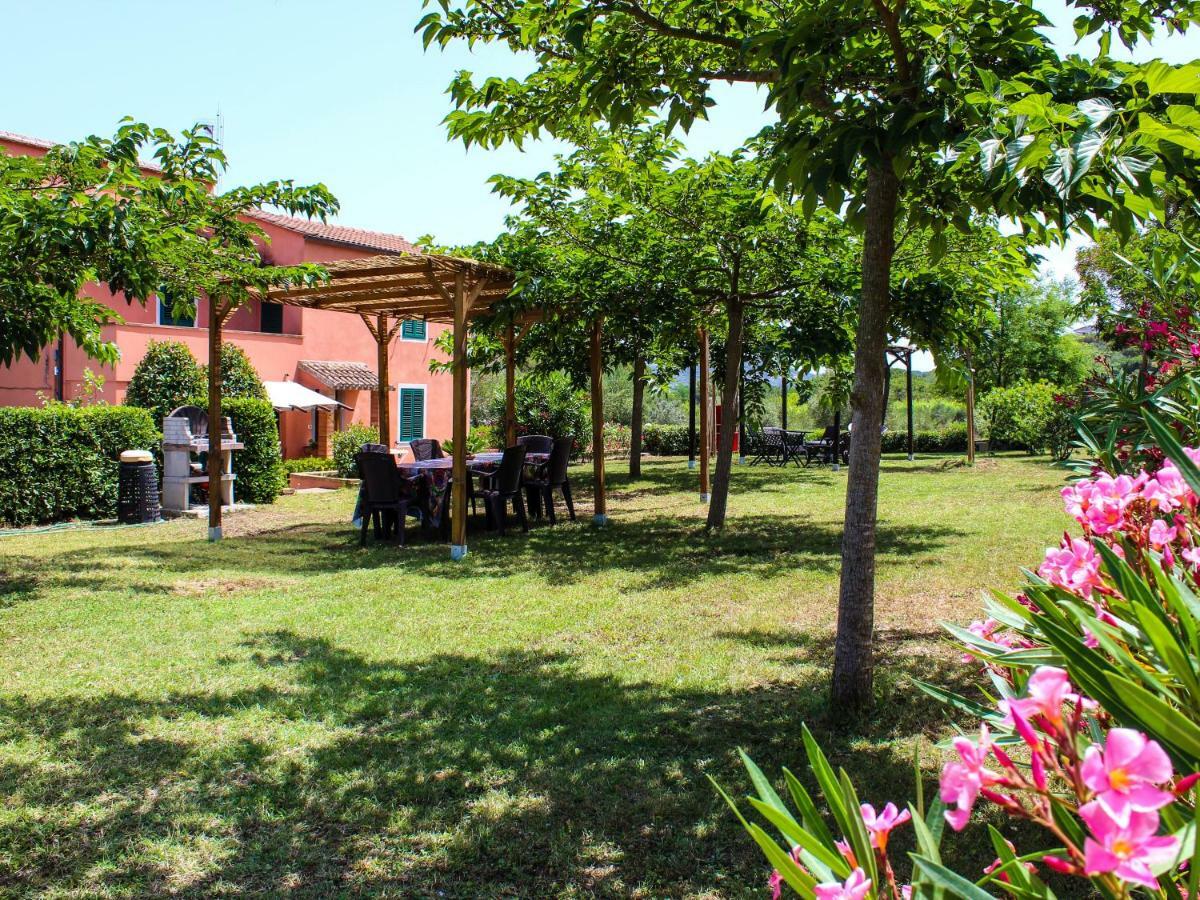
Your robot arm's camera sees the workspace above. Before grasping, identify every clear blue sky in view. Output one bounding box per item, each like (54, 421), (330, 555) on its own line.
(2, 0), (1193, 281)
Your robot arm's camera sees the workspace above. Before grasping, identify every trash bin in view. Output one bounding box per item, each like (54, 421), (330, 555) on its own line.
(118, 450), (161, 524)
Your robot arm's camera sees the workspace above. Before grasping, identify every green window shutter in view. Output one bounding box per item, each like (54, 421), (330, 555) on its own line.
(398, 388), (425, 442)
(401, 319), (427, 341)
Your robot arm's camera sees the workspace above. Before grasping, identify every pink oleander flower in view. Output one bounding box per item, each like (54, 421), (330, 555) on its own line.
(1002, 666), (1086, 730)
(1142, 462), (1194, 511)
(1039, 538), (1103, 599)
(1081, 803), (1180, 889)
(814, 867), (872, 900)
(900, 887), (912, 900)
(1081, 729), (1174, 826)
(1183, 547), (1200, 572)
(768, 846), (804, 900)
(940, 724), (998, 831)
(860, 802), (911, 852)
(1149, 519), (1178, 549)
(834, 839), (858, 868)
(1081, 473), (1143, 535)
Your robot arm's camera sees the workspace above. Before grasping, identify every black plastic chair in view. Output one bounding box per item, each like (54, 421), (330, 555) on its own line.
(517, 434), (553, 455)
(525, 435), (576, 524)
(409, 438), (443, 461)
(472, 444), (529, 535)
(355, 451), (414, 547)
(803, 425), (839, 467)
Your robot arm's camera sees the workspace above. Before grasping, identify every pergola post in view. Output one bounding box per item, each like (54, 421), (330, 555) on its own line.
(687, 359), (697, 469)
(590, 317), (607, 525)
(698, 326), (711, 502)
(905, 352), (914, 461)
(451, 272), (470, 558)
(363, 314), (399, 448)
(504, 323), (517, 447)
(207, 297), (224, 541)
(377, 314), (391, 446)
(831, 409), (842, 473)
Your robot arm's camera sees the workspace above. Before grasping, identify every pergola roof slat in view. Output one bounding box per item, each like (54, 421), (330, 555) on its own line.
(267, 251), (519, 322)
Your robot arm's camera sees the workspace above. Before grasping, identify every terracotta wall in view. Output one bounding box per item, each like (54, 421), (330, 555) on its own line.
(0, 136), (460, 457)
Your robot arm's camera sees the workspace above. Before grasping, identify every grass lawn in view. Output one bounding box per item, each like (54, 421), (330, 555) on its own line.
(0, 454), (1068, 898)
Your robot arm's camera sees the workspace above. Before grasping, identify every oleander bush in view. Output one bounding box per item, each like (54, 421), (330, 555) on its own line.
(0, 405), (159, 526)
(643, 424), (691, 456)
(979, 381), (1070, 457)
(726, 411), (1200, 898)
(222, 398), (284, 504)
(331, 423), (379, 479)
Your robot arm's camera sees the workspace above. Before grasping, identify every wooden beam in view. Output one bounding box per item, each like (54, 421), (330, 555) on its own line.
(698, 327), (711, 501)
(429, 260), (456, 306)
(906, 354), (914, 461)
(590, 316), (607, 525)
(450, 271), (470, 559)
(207, 296), (224, 541)
(965, 348), (976, 466)
(504, 323), (517, 447)
(375, 314), (391, 447)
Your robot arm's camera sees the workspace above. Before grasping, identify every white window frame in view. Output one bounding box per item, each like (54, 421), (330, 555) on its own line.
(395, 383), (427, 444)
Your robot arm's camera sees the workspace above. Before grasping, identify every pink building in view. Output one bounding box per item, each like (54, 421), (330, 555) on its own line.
(0, 131), (457, 459)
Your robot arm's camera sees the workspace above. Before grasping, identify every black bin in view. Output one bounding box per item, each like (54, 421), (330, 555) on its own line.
(118, 450), (161, 524)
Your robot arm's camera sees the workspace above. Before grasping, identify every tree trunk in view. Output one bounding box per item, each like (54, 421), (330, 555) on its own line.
(630, 355), (646, 479)
(707, 294), (745, 529)
(830, 165), (900, 714)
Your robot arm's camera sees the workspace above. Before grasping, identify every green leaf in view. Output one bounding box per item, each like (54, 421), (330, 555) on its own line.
(912, 856), (997, 899)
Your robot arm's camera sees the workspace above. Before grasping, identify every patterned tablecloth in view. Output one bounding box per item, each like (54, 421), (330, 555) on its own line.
(395, 452), (549, 530)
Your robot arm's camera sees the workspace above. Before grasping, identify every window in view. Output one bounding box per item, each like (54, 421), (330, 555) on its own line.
(157, 295), (195, 328)
(400, 319), (427, 341)
(260, 302), (284, 334)
(398, 387), (425, 442)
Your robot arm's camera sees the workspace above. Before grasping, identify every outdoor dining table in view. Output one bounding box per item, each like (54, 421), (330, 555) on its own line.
(396, 451), (550, 532)
(781, 430), (809, 466)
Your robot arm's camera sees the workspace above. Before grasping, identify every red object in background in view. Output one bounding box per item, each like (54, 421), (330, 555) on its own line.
(715, 404), (739, 453)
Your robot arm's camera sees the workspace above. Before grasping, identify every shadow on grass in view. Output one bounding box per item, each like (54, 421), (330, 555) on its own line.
(19, 508), (964, 599)
(0, 629), (989, 898)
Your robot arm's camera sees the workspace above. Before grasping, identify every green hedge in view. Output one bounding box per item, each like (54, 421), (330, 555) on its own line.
(643, 424), (691, 456)
(881, 423), (969, 454)
(281, 456), (337, 476)
(0, 405), (159, 526)
(223, 398), (284, 505)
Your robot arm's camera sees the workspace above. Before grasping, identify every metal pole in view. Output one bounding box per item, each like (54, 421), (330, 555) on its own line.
(781, 370), (788, 431)
(906, 352), (914, 461)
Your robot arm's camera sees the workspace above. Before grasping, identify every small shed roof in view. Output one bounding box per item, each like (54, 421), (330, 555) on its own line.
(267, 252), (517, 322)
(298, 359), (382, 391)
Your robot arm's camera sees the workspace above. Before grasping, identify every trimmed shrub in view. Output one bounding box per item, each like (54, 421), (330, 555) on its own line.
(282, 457), (337, 476)
(979, 380), (1066, 454)
(881, 423), (968, 454)
(0, 405), (159, 526)
(201, 343), (268, 401)
(124, 340), (206, 428)
(643, 424), (690, 456)
(331, 424), (379, 479)
(223, 398), (284, 505)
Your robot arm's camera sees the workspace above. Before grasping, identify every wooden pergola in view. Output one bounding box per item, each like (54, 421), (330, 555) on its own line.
(205, 252), (608, 558)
